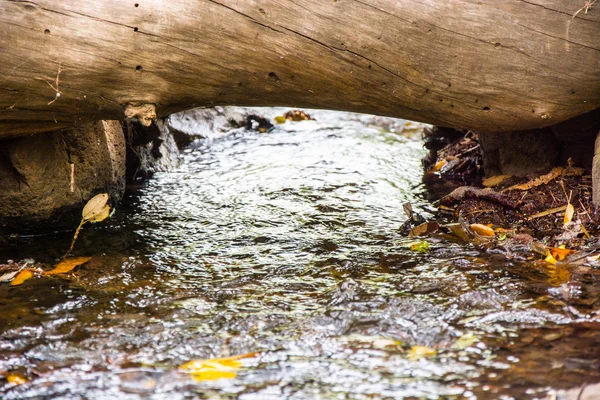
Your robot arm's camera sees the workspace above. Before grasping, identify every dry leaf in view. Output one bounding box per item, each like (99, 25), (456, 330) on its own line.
(88, 204), (110, 223)
(180, 353), (257, 382)
(82, 193), (109, 222)
(470, 223), (495, 237)
(482, 175), (512, 187)
(11, 270), (35, 286)
(0, 270), (21, 282)
(564, 203), (575, 225)
(408, 221), (439, 237)
(43, 257), (92, 275)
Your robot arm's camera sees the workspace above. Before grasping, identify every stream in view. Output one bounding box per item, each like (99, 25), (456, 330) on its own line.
(1, 110), (599, 399)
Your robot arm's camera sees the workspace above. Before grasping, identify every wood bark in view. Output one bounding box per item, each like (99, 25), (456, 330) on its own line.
(0, 0), (598, 138)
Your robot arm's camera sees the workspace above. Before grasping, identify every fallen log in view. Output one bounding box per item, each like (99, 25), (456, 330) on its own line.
(0, 0), (598, 138)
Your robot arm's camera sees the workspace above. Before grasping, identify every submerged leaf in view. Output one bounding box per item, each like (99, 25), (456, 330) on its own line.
(43, 257), (92, 275)
(407, 345), (437, 360)
(180, 353), (257, 382)
(82, 193), (109, 222)
(10, 270), (34, 286)
(409, 241), (430, 253)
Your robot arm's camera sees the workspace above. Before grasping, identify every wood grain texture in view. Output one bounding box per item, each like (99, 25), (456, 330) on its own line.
(0, 0), (598, 137)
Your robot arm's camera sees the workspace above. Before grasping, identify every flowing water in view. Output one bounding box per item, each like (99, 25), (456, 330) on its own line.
(1, 110), (599, 399)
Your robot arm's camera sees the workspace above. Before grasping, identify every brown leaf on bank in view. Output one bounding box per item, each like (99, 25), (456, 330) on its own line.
(504, 167), (563, 191)
(10, 270), (35, 286)
(426, 160), (446, 174)
(482, 175), (512, 188)
(43, 257), (92, 275)
(564, 203), (575, 225)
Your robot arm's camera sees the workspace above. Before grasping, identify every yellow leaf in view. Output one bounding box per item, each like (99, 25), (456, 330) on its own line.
(482, 175), (512, 187)
(10, 270), (34, 286)
(88, 204), (110, 223)
(470, 223), (495, 237)
(274, 115), (287, 124)
(43, 257), (92, 275)
(82, 193), (109, 222)
(545, 253), (557, 265)
(408, 345), (436, 360)
(564, 203), (575, 225)
(7, 374), (28, 385)
(179, 353), (257, 382)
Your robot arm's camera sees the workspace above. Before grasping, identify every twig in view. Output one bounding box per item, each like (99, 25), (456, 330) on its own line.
(573, 0), (597, 20)
(64, 220), (84, 258)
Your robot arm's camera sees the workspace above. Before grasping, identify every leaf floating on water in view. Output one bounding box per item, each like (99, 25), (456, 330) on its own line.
(7, 374), (28, 385)
(82, 193), (109, 222)
(88, 204), (110, 223)
(10, 270), (35, 286)
(408, 222), (439, 237)
(482, 175), (512, 187)
(453, 332), (479, 350)
(407, 345), (437, 360)
(43, 257), (92, 275)
(409, 241), (430, 253)
(274, 115), (287, 124)
(470, 223), (495, 237)
(180, 353), (257, 382)
(563, 203), (575, 225)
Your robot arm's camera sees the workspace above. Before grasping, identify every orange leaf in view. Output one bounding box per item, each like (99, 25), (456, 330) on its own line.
(470, 223), (495, 237)
(427, 160), (446, 174)
(10, 270), (34, 286)
(43, 257), (92, 276)
(549, 246), (577, 261)
(7, 374), (28, 385)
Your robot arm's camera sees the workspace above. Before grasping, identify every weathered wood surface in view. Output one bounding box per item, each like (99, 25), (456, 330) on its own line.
(0, 0), (598, 138)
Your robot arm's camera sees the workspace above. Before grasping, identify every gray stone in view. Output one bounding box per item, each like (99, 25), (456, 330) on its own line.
(0, 121), (125, 233)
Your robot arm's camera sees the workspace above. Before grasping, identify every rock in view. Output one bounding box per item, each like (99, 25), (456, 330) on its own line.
(479, 129), (560, 177)
(0, 121), (125, 233)
(125, 119), (180, 183)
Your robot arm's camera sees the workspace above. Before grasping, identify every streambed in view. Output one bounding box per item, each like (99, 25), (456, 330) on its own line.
(1, 110), (599, 399)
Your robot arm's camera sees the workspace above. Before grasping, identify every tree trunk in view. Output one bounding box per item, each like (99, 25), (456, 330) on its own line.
(0, 0), (598, 137)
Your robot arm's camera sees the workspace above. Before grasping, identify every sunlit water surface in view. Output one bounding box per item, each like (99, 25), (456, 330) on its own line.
(1, 110), (599, 399)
